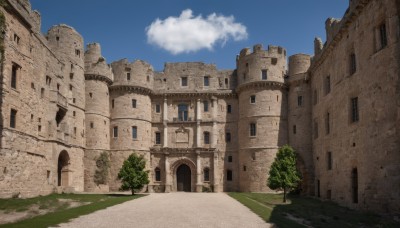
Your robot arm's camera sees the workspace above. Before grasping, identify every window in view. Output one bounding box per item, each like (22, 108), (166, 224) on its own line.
(379, 22), (387, 49)
(226, 132), (231, 142)
(325, 112), (330, 134)
(57, 83), (60, 91)
(73, 111), (76, 117)
(351, 97), (359, 123)
(10, 109), (17, 128)
(75, 49), (80, 57)
(112, 99), (115, 108)
(297, 96), (303, 107)
(13, 34), (20, 44)
(314, 120), (318, 139)
(203, 168), (210, 182)
(227, 104), (232, 113)
(90, 122), (94, 129)
(250, 123), (256, 136)
(228, 156), (233, 163)
(225, 78), (229, 87)
(227, 170), (233, 181)
(204, 131), (210, 144)
(155, 168), (161, 182)
(41, 88), (45, 98)
(11, 63), (19, 89)
(325, 76), (331, 94)
(132, 99), (137, 108)
(89, 92), (93, 98)
(113, 126), (118, 138)
(181, 77), (188, 86)
(352, 168), (358, 203)
(70, 73), (74, 80)
(73, 98), (76, 104)
(46, 76), (52, 86)
(327, 152), (332, 170)
(178, 104), (188, 121)
(317, 179), (321, 198)
(155, 132), (161, 145)
(293, 125), (297, 134)
(261, 70), (268, 80)
(155, 104), (161, 113)
(203, 100), (209, 112)
(350, 52), (357, 75)
(250, 95), (256, 104)
(243, 166), (247, 171)
(127, 72), (131, 81)
(69, 84), (73, 91)
(132, 126), (137, 139)
(73, 127), (76, 135)
(47, 170), (51, 184)
(204, 76), (209, 86)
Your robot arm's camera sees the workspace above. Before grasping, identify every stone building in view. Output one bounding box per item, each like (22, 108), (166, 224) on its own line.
(0, 0), (399, 214)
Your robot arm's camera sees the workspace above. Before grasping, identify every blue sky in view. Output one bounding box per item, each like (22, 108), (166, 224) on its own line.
(30, 0), (348, 71)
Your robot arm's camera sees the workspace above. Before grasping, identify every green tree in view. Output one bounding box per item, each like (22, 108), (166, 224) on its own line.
(117, 153), (149, 195)
(94, 151), (110, 185)
(267, 145), (301, 203)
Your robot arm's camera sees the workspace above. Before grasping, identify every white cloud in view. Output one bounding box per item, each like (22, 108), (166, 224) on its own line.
(146, 9), (248, 55)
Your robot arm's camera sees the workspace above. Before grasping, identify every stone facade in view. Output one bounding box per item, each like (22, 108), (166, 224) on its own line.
(0, 0), (399, 214)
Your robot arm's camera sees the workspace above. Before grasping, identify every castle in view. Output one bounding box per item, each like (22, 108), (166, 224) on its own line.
(0, 0), (399, 214)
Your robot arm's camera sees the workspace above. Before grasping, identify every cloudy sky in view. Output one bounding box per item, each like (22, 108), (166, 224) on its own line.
(30, 0), (348, 71)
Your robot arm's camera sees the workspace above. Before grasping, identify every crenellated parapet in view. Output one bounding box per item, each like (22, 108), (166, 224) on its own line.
(111, 59), (154, 91)
(84, 43), (113, 84)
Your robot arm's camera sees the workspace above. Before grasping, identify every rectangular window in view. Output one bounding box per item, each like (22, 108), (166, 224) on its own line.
(227, 170), (233, 181)
(203, 100), (209, 112)
(352, 168), (358, 204)
(10, 109), (17, 128)
(225, 78), (229, 87)
(112, 99), (115, 109)
(350, 53), (357, 75)
(261, 70), (268, 80)
(181, 77), (188, 86)
(155, 132), (161, 145)
(204, 76), (210, 86)
(127, 72), (131, 81)
(204, 132), (210, 144)
(75, 49), (81, 57)
(325, 76), (331, 94)
(250, 95), (256, 104)
(293, 125), (297, 134)
(297, 96), (303, 107)
(250, 123), (256, 136)
(227, 104), (232, 113)
(46, 76), (52, 86)
(113, 126), (118, 138)
(226, 132), (231, 142)
(90, 122), (94, 129)
(351, 97), (359, 123)
(155, 168), (161, 182)
(132, 126), (137, 139)
(178, 104), (188, 121)
(132, 99), (137, 108)
(11, 63), (18, 89)
(327, 152), (332, 170)
(228, 156), (233, 162)
(325, 112), (330, 135)
(14, 34), (20, 44)
(379, 22), (387, 49)
(155, 104), (161, 113)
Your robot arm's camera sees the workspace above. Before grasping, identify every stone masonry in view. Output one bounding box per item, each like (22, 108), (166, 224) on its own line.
(0, 0), (399, 214)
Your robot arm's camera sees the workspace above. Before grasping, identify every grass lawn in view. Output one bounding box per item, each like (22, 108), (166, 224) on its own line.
(228, 192), (400, 228)
(0, 193), (144, 228)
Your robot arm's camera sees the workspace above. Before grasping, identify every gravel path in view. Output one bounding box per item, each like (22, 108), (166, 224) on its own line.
(56, 193), (272, 228)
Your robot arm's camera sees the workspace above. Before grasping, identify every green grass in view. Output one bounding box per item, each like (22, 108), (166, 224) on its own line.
(228, 193), (400, 228)
(0, 194), (144, 228)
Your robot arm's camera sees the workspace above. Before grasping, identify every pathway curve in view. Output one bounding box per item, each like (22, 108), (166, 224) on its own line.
(56, 193), (273, 228)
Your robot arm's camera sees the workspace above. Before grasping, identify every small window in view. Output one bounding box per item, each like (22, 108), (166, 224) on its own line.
(228, 156), (233, 163)
(351, 97), (359, 123)
(10, 109), (17, 128)
(155, 168), (161, 182)
(203, 168), (210, 182)
(155, 104), (161, 113)
(227, 170), (233, 181)
(261, 70), (268, 80)
(250, 123), (256, 136)
(73, 98), (76, 104)
(181, 77), (188, 87)
(132, 126), (137, 139)
(226, 132), (231, 142)
(203, 100), (209, 112)
(327, 151), (332, 170)
(56, 36), (60, 41)
(352, 168), (358, 204)
(155, 132), (161, 145)
(75, 49), (81, 57)
(73, 111), (76, 117)
(113, 126), (118, 138)
(225, 78), (229, 87)
(38, 125), (42, 132)
(89, 92), (93, 98)
(250, 95), (256, 104)
(132, 99), (136, 108)
(204, 131), (210, 145)
(90, 122), (94, 129)
(325, 112), (330, 135)
(227, 104), (232, 114)
(46, 76), (52, 86)
(69, 84), (73, 91)
(379, 22), (388, 49)
(47, 170), (51, 184)
(57, 84), (60, 91)
(204, 76), (210, 87)
(13, 34), (20, 44)
(41, 88), (45, 98)
(243, 166), (247, 171)
(350, 52), (357, 75)
(112, 99), (115, 109)
(70, 73), (74, 80)
(298, 96), (303, 107)
(11, 63), (19, 89)
(293, 125), (297, 134)
(73, 127), (76, 135)
(325, 76), (331, 95)
(127, 72), (131, 81)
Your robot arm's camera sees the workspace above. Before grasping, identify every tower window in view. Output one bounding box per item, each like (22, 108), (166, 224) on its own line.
(155, 168), (161, 182)
(226, 132), (231, 142)
(261, 70), (268, 80)
(203, 100), (209, 112)
(327, 152), (332, 170)
(41, 88), (45, 98)
(155, 132), (161, 145)
(379, 22), (387, 49)
(181, 77), (188, 87)
(69, 84), (73, 91)
(73, 111), (76, 117)
(351, 97), (359, 123)
(127, 72), (131, 81)
(73, 127), (76, 135)
(75, 49), (80, 57)
(298, 96), (303, 107)
(13, 34), (20, 44)
(90, 122), (94, 129)
(155, 104), (161, 113)
(325, 112), (330, 134)
(325, 76), (331, 95)
(112, 99), (115, 108)
(10, 109), (17, 128)
(227, 104), (232, 113)
(113, 126), (118, 138)
(352, 168), (358, 203)
(225, 78), (229, 87)
(204, 131), (210, 145)
(250, 95), (256, 104)
(46, 76), (52, 86)
(132, 126), (137, 139)
(89, 92), (93, 98)
(203, 168), (210, 182)
(349, 52), (357, 75)
(11, 63), (19, 89)
(227, 170), (233, 181)
(132, 99), (137, 108)
(228, 156), (233, 163)
(204, 76), (210, 87)
(70, 73), (74, 80)
(293, 125), (297, 134)
(250, 123), (256, 136)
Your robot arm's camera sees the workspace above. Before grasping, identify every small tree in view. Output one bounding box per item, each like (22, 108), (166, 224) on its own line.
(267, 145), (301, 203)
(117, 153), (149, 195)
(94, 151), (110, 185)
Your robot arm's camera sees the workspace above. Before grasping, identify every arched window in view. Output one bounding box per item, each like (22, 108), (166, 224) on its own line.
(178, 104), (188, 121)
(203, 168), (210, 182)
(155, 168), (161, 182)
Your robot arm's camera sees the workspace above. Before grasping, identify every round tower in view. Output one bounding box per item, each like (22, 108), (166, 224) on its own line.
(287, 54), (314, 195)
(108, 59), (154, 191)
(237, 44), (288, 192)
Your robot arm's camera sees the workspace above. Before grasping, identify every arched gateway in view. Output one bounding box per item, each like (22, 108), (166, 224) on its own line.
(176, 164), (191, 192)
(58, 150), (70, 187)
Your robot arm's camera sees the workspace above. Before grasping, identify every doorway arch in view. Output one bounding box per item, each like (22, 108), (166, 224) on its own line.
(176, 164), (191, 192)
(58, 150), (70, 187)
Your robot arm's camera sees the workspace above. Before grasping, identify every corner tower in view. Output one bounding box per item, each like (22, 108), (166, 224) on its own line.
(236, 44), (288, 192)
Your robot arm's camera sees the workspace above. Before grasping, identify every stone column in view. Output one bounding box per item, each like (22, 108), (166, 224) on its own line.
(213, 152), (220, 192)
(196, 99), (202, 147)
(196, 151), (202, 192)
(164, 153), (172, 192)
(211, 98), (218, 148)
(163, 98), (168, 148)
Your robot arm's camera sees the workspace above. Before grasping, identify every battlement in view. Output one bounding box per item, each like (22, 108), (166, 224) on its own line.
(237, 44), (287, 59)
(110, 59), (154, 90)
(84, 43), (113, 81)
